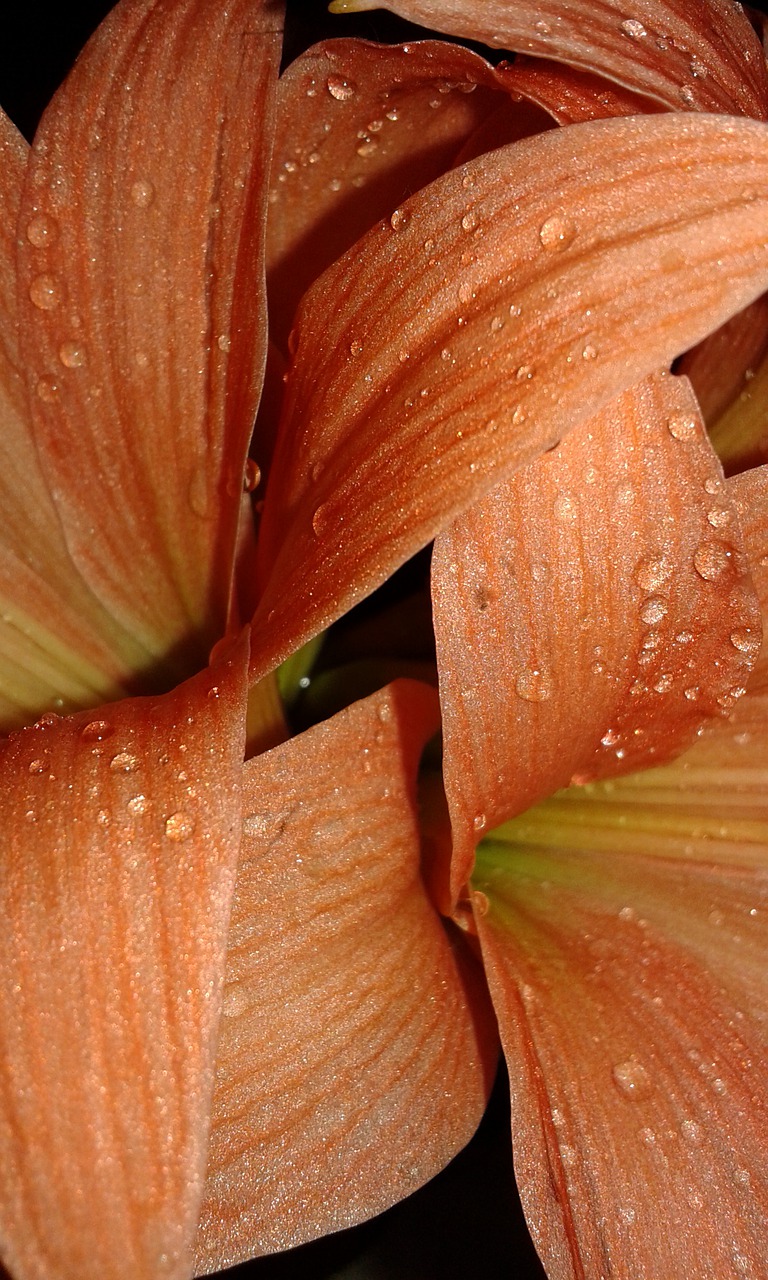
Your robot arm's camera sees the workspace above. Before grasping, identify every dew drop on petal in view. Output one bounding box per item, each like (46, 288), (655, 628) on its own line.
(59, 340), (87, 368)
(640, 596), (668, 625)
(634, 555), (672, 592)
(26, 212), (59, 247)
(389, 207), (409, 231)
(693, 540), (733, 581)
(473, 812), (486, 832)
(81, 719), (114, 743)
(35, 376), (60, 403)
(327, 75), (357, 100)
(707, 506), (732, 528)
(620, 18), (647, 38)
(539, 214), (576, 252)
(515, 666), (553, 702)
(243, 458), (261, 492)
(612, 1057), (652, 1098)
(127, 794), (148, 815)
(29, 274), (63, 310)
(667, 414), (698, 442)
(730, 627), (759, 656)
(109, 751), (138, 773)
(28, 758), (47, 775)
(461, 209), (478, 232)
(130, 178), (155, 208)
(165, 811), (195, 842)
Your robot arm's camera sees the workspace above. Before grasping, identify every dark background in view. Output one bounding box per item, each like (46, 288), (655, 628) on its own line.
(1, 2), (766, 1278)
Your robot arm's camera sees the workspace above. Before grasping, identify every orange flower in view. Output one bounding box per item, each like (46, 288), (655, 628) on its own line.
(1, 2), (768, 1278)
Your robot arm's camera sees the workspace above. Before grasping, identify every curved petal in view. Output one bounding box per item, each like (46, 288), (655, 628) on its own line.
(496, 55), (663, 124)
(472, 683), (768, 1279)
(251, 112), (768, 682)
(0, 636), (249, 1280)
(0, 110), (161, 727)
(195, 680), (497, 1274)
(330, 0), (768, 116)
(17, 0), (282, 669)
(433, 372), (761, 903)
(268, 38), (517, 352)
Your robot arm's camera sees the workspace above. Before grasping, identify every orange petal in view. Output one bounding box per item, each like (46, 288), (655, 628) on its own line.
(472, 686), (768, 1278)
(195, 680), (497, 1273)
(330, 0), (768, 115)
(17, 0), (281, 668)
(433, 372), (760, 902)
(496, 54), (664, 124)
(0, 108), (160, 726)
(251, 112), (768, 681)
(268, 38), (511, 352)
(0, 636), (249, 1280)
(730, 463), (768, 691)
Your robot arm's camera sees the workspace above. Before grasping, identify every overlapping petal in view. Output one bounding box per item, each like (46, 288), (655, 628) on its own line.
(0, 636), (250, 1280)
(433, 372), (760, 902)
(195, 680), (497, 1274)
(677, 295), (768, 428)
(473, 673), (768, 1280)
(330, 0), (768, 115)
(252, 112), (768, 682)
(16, 0), (282, 670)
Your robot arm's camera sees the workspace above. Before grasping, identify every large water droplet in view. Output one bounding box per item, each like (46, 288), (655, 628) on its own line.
(81, 719), (114, 743)
(515, 667), (553, 702)
(693, 540), (734, 581)
(29, 274), (63, 310)
(165, 811), (195, 842)
(389, 207), (408, 231)
(634, 555), (672, 592)
(539, 215), (576, 252)
(127, 794), (148, 815)
(243, 458), (261, 492)
(26, 212), (59, 247)
(667, 414), (698, 442)
(59, 340), (87, 368)
(327, 75), (357, 101)
(640, 596), (668, 625)
(730, 627), (759, 656)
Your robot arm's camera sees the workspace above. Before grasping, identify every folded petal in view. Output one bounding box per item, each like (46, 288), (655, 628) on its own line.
(0, 637), (249, 1280)
(268, 38), (517, 351)
(330, 0), (768, 115)
(195, 680), (497, 1274)
(252, 112), (768, 681)
(433, 372), (760, 902)
(17, 0), (282, 668)
(472, 684), (768, 1279)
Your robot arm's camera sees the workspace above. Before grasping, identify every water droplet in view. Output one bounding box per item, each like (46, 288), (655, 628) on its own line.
(327, 75), (357, 100)
(668, 414), (698, 441)
(217, 333), (231, 353)
(730, 627), (759, 655)
(26, 212), (59, 247)
(81, 719), (114, 743)
(127, 794), (148, 815)
(461, 209), (478, 232)
(515, 364), (534, 381)
(693, 540), (733, 581)
(620, 18), (647, 38)
(243, 458), (261, 493)
(29, 274), (62, 310)
(473, 812), (486, 832)
(681, 1118), (703, 1145)
(684, 685), (700, 701)
(539, 215), (576, 252)
(165, 811), (194, 842)
(59, 340), (87, 368)
(653, 672), (673, 693)
(390, 207), (408, 231)
(553, 492), (577, 522)
(349, 338), (363, 356)
(581, 343), (598, 360)
(28, 758), (47, 775)
(489, 315), (504, 333)
(312, 503), (330, 536)
(110, 751), (138, 773)
(35, 376), (60, 403)
(356, 136), (379, 157)
(130, 178), (155, 208)
(601, 729), (619, 747)
(679, 83), (696, 107)
(640, 596), (668, 625)
(634, 555), (672, 592)
(515, 666), (553, 702)
(707, 506), (731, 528)
(612, 1057), (652, 1098)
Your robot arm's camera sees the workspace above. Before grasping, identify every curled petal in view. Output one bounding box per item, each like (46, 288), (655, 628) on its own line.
(0, 638), (249, 1280)
(268, 38), (515, 351)
(331, 0), (768, 115)
(195, 681), (497, 1273)
(252, 112), (768, 681)
(17, 0), (282, 667)
(433, 372), (760, 901)
(473, 682), (768, 1279)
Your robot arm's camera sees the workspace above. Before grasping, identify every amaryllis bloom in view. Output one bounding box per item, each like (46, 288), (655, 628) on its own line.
(3, 2), (768, 1279)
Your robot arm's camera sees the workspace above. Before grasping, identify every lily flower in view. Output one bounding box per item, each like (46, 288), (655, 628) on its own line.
(2, 3), (768, 1280)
